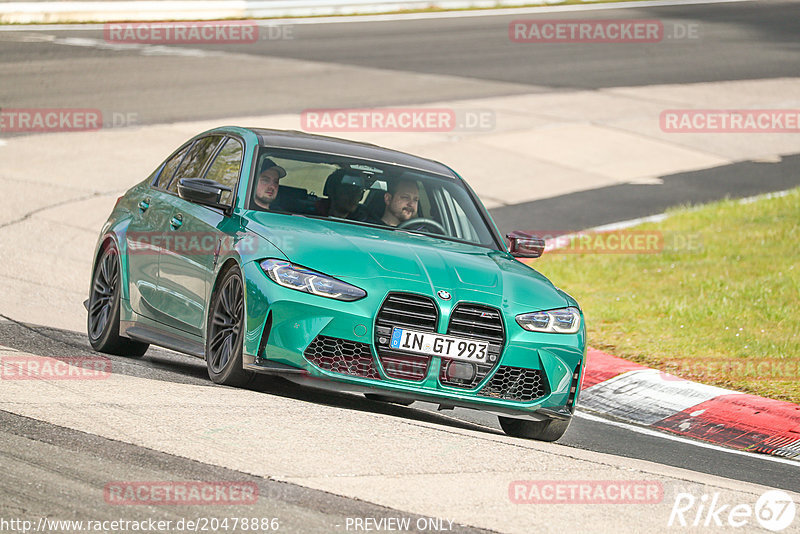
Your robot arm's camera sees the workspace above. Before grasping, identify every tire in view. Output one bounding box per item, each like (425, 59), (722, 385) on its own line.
(206, 265), (254, 388)
(498, 416), (571, 442)
(364, 393), (414, 406)
(87, 242), (149, 357)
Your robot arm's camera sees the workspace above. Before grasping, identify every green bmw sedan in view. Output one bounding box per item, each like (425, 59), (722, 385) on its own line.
(86, 126), (586, 441)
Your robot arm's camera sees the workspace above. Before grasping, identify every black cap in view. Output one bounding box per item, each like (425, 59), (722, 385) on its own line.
(260, 158), (286, 178)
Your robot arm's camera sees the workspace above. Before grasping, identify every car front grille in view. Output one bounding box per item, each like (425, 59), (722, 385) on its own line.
(478, 366), (548, 402)
(304, 335), (380, 379)
(374, 293), (438, 381)
(439, 303), (505, 388)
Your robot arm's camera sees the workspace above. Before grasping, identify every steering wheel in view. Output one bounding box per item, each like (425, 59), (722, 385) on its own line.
(397, 218), (446, 235)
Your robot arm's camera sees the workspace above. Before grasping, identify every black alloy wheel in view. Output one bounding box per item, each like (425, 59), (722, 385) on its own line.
(87, 242), (149, 356)
(206, 266), (254, 387)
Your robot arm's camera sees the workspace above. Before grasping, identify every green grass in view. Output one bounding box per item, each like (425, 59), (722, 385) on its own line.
(529, 188), (800, 403)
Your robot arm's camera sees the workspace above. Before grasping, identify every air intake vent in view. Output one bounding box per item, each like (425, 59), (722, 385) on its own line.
(440, 303), (504, 388)
(374, 293), (438, 381)
(304, 335), (380, 379)
(479, 366), (547, 402)
(566, 362), (582, 413)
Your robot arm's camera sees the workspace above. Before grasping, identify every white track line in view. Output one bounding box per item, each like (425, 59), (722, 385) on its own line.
(576, 410), (800, 467)
(593, 188), (795, 232)
(0, 0), (753, 31)
(546, 187), (797, 251)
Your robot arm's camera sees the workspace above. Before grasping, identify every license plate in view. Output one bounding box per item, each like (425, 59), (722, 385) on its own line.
(390, 327), (488, 362)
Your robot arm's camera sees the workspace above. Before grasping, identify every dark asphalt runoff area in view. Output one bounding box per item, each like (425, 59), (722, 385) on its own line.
(1, 2), (799, 121)
(1, 1), (798, 232)
(1, 408), (494, 534)
(490, 153), (800, 235)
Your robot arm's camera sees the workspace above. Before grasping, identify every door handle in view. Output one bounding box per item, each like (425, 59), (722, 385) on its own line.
(170, 214), (183, 229)
(138, 198), (150, 212)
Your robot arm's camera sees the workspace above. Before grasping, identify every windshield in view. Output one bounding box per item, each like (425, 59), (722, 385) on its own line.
(249, 147), (501, 249)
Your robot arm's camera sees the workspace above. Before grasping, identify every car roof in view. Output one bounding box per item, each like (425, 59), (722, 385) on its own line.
(246, 127), (458, 178)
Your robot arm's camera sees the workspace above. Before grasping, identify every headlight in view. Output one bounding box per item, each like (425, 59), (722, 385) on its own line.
(516, 307), (581, 334)
(260, 259), (366, 302)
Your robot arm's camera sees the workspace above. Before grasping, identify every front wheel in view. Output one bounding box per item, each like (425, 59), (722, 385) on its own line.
(498, 416), (571, 442)
(206, 265), (254, 388)
(87, 242), (149, 357)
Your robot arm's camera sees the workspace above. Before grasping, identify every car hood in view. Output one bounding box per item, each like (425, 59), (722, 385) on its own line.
(244, 212), (568, 311)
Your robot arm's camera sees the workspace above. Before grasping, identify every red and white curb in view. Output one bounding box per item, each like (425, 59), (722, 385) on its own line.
(579, 348), (800, 460)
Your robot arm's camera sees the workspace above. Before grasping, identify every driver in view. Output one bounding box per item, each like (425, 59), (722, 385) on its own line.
(252, 158), (287, 211)
(381, 179), (419, 227)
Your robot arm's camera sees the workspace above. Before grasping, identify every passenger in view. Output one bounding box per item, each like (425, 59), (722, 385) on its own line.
(252, 158), (286, 211)
(381, 179), (419, 226)
(318, 169), (369, 219)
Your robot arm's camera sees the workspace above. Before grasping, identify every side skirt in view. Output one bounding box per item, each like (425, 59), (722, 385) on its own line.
(120, 321), (205, 359)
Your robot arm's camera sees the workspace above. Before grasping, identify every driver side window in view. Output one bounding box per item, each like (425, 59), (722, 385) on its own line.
(167, 136), (224, 194)
(203, 137), (244, 206)
(155, 144), (190, 190)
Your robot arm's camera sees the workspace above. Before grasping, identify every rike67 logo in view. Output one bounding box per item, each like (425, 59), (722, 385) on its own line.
(668, 490), (796, 531)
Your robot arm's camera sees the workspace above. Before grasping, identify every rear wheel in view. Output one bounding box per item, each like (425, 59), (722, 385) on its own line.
(206, 265), (254, 388)
(498, 416), (571, 442)
(87, 242), (149, 357)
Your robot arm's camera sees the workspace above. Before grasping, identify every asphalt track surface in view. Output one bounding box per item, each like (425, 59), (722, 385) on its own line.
(491, 153), (800, 234)
(1, 410), (490, 534)
(1, 1), (800, 122)
(2, 319), (800, 498)
(2, 1), (800, 531)
(2, 1), (799, 229)
(193, 1), (800, 89)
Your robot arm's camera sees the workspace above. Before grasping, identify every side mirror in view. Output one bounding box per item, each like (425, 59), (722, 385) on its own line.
(177, 178), (232, 211)
(506, 231), (545, 259)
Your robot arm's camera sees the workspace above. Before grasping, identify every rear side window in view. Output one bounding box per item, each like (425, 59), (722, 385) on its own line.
(168, 136), (224, 194)
(155, 144), (190, 190)
(203, 137), (244, 206)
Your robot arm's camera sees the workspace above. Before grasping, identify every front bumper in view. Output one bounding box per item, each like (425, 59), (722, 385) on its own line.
(241, 261), (586, 420)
